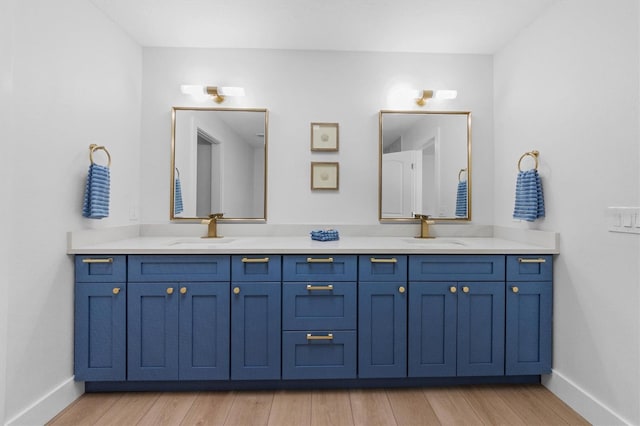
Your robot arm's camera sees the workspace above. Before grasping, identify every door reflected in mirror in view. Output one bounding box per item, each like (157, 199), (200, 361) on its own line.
(379, 111), (471, 221)
(171, 107), (268, 221)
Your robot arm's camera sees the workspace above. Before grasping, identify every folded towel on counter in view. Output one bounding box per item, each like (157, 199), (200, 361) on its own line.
(455, 180), (468, 217)
(82, 163), (110, 219)
(310, 229), (340, 241)
(174, 176), (184, 215)
(513, 169), (545, 221)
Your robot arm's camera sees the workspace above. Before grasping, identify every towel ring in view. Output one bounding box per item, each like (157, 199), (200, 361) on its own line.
(89, 144), (111, 168)
(518, 150), (539, 172)
(175, 167), (180, 179)
(458, 168), (467, 182)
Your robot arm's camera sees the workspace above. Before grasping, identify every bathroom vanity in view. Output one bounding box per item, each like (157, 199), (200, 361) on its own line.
(70, 233), (555, 391)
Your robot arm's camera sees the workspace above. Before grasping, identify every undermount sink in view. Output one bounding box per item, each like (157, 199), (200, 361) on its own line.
(169, 238), (236, 248)
(402, 238), (466, 247)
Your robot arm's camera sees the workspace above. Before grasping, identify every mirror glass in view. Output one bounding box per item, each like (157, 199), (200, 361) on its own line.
(379, 110), (471, 221)
(171, 107), (268, 221)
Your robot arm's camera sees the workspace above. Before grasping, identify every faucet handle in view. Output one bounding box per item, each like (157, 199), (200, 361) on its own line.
(209, 213), (224, 219)
(414, 213), (431, 221)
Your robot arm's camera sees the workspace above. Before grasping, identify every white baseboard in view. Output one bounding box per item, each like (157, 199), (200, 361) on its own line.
(543, 370), (631, 425)
(5, 378), (83, 426)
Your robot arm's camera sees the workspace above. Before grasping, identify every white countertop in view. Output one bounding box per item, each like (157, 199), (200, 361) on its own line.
(67, 235), (558, 255)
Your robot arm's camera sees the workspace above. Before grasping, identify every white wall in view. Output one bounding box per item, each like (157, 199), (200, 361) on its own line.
(494, 1), (640, 424)
(141, 49), (494, 225)
(2, 1), (142, 424)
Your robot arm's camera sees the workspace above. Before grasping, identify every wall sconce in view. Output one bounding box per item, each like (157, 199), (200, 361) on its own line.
(414, 89), (457, 106)
(180, 85), (245, 103)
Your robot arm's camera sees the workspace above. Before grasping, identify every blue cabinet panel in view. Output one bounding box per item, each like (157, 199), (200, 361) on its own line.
(282, 331), (357, 379)
(506, 281), (552, 375)
(408, 282), (457, 377)
(231, 255), (282, 282)
(358, 256), (407, 282)
(179, 283), (230, 380)
(409, 255), (505, 282)
(128, 255), (230, 282)
(282, 255), (357, 281)
(457, 282), (505, 376)
(507, 256), (553, 282)
(358, 282), (407, 378)
(231, 282), (281, 380)
(282, 282), (356, 330)
(75, 255), (126, 283)
(74, 282), (126, 381)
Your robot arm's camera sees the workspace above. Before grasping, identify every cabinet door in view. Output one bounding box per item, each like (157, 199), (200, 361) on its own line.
(457, 282), (505, 376)
(74, 282), (126, 381)
(359, 282), (407, 378)
(127, 283), (179, 381)
(408, 282), (457, 377)
(179, 283), (230, 380)
(506, 281), (552, 375)
(231, 282), (281, 380)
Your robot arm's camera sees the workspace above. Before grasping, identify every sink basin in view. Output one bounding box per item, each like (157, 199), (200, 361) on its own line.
(169, 238), (235, 248)
(402, 238), (466, 247)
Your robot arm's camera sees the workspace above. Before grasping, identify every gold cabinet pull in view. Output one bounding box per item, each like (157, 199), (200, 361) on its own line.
(306, 284), (334, 291)
(180, 287), (187, 295)
(233, 287), (240, 295)
(241, 257), (270, 263)
(370, 257), (398, 263)
(512, 286), (520, 294)
(306, 333), (334, 341)
(112, 287), (120, 295)
(450, 286), (457, 294)
(398, 286), (406, 294)
(462, 286), (470, 293)
(82, 258), (113, 264)
(306, 257), (334, 263)
(166, 287), (174, 295)
(518, 257), (546, 263)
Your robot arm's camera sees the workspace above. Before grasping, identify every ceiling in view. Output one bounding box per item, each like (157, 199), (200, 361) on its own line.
(89, 0), (559, 54)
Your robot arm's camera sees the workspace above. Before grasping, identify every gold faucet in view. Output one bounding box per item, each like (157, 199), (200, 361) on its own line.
(414, 214), (435, 239)
(201, 213), (224, 238)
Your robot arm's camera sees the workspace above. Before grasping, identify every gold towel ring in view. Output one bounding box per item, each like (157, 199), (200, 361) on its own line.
(458, 168), (467, 182)
(518, 150), (539, 172)
(89, 144), (111, 168)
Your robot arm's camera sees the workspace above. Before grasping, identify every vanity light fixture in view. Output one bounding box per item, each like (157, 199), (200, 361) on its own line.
(414, 89), (458, 106)
(180, 85), (245, 103)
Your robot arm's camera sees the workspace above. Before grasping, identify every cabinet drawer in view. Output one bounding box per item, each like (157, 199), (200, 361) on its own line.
(409, 255), (505, 281)
(75, 255), (126, 283)
(128, 255), (230, 282)
(231, 255), (281, 281)
(507, 255), (552, 281)
(282, 331), (356, 379)
(283, 282), (356, 330)
(283, 255), (357, 281)
(359, 255), (407, 282)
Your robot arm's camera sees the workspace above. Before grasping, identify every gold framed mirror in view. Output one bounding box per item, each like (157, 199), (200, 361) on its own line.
(379, 110), (471, 222)
(170, 107), (268, 222)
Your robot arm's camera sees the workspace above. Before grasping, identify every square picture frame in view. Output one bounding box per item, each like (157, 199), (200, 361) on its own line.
(310, 122), (339, 151)
(311, 162), (339, 190)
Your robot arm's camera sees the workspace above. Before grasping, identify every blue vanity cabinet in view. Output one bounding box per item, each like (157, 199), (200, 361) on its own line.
(408, 255), (505, 377)
(230, 255), (282, 380)
(282, 255), (357, 380)
(74, 255), (127, 381)
(358, 255), (408, 378)
(127, 255), (230, 381)
(505, 255), (553, 375)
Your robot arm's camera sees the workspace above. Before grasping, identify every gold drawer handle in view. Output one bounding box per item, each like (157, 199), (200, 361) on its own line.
(512, 286), (520, 294)
(82, 258), (113, 264)
(306, 284), (334, 291)
(398, 286), (406, 294)
(112, 287), (120, 295)
(462, 286), (470, 293)
(242, 257), (270, 263)
(233, 287), (240, 295)
(518, 258), (546, 263)
(370, 257), (397, 263)
(180, 287), (187, 295)
(307, 257), (334, 263)
(450, 286), (457, 294)
(166, 287), (174, 295)
(306, 333), (334, 341)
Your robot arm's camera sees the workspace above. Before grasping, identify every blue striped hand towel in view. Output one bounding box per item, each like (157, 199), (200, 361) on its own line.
(174, 177), (184, 215)
(82, 163), (110, 219)
(513, 169), (545, 221)
(455, 180), (467, 217)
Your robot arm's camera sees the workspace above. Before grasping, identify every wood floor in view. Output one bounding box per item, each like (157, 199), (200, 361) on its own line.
(47, 385), (589, 426)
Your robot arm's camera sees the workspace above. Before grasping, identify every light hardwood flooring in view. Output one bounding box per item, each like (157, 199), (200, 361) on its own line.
(47, 385), (590, 426)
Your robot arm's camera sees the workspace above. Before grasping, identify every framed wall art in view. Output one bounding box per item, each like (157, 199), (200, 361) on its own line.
(311, 162), (339, 190)
(310, 122), (339, 151)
